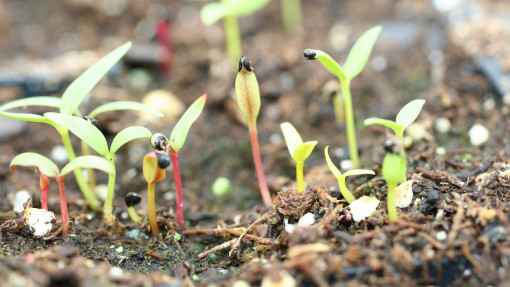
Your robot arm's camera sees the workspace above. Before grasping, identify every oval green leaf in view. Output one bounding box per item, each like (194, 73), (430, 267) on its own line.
(280, 122), (303, 156)
(44, 112), (109, 157)
(88, 101), (164, 118)
(11, 152), (59, 178)
(60, 42), (132, 115)
(293, 141), (317, 164)
(324, 146), (343, 180)
(61, 155), (115, 177)
(200, 2), (227, 25)
(343, 169), (375, 177)
(110, 126), (152, 155)
(0, 96), (61, 112)
(308, 49), (346, 81)
(343, 26), (382, 80)
(395, 99), (426, 129)
(169, 94), (207, 153)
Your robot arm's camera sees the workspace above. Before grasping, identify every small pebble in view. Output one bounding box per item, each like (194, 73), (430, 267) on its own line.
(436, 230), (447, 241)
(51, 145), (68, 163)
(232, 281), (251, 287)
(340, 159), (354, 171)
(434, 117), (451, 133)
(349, 196), (380, 222)
(435, 147), (446, 156)
(109, 266), (124, 278)
(468, 124), (489, 146)
(406, 123), (426, 141)
(141, 90), (185, 123)
(269, 133), (282, 145)
(57, 261), (65, 269)
(297, 212), (315, 227)
(483, 98), (495, 112)
(395, 180), (413, 208)
(261, 270), (296, 287)
(95, 184), (109, 202)
(371, 55), (387, 72)
(25, 207), (55, 237)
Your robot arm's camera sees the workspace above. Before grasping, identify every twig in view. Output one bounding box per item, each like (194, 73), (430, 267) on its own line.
(229, 210), (275, 257)
(198, 239), (236, 259)
(183, 227), (272, 244)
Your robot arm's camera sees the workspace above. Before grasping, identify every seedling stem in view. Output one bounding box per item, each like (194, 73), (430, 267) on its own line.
(387, 181), (398, 221)
(147, 182), (160, 236)
(39, 173), (49, 210)
(250, 128), (272, 206)
(170, 150), (185, 232)
(341, 80), (359, 169)
(56, 176), (70, 236)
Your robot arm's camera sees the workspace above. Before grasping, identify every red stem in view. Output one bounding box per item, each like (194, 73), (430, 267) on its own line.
(170, 150), (185, 231)
(249, 128), (272, 207)
(41, 189), (48, 211)
(56, 176), (69, 237)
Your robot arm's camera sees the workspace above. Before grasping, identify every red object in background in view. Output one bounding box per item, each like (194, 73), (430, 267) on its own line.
(156, 19), (173, 74)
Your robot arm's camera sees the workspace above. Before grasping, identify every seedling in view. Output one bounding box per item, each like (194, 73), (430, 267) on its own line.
(281, 0), (302, 33)
(280, 122), (317, 192)
(200, 0), (271, 71)
(324, 146), (375, 203)
(304, 26), (382, 169)
(235, 57), (272, 207)
(39, 173), (50, 210)
(43, 112), (153, 225)
(125, 193), (142, 224)
(10, 152), (114, 236)
(0, 42), (163, 211)
(381, 141), (407, 222)
(150, 94), (207, 231)
(143, 152), (167, 237)
(364, 99), (426, 182)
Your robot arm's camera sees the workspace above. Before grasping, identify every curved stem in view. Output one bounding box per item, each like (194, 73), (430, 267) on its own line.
(340, 79), (359, 169)
(339, 176), (356, 204)
(170, 150), (185, 231)
(249, 128), (272, 207)
(147, 183), (159, 236)
(387, 181), (398, 221)
(59, 129), (100, 211)
(224, 14), (241, 72)
(56, 176), (70, 237)
(103, 159), (116, 226)
(127, 206), (141, 224)
(296, 162), (304, 192)
(41, 189), (48, 210)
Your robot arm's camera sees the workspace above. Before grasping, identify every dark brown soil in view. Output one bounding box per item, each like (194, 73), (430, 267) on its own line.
(1, 0), (510, 286)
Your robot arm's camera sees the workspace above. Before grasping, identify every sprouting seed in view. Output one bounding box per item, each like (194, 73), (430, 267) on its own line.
(303, 49), (316, 60)
(157, 153), (171, 169)
(125, 192), (142, 224)
(239, 56), (253, 72)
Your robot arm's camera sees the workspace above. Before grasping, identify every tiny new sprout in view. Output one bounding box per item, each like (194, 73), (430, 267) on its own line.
(324, 146), (375, 203)
(44, 113), (153, 225)
(381, 140), (407, 222)
(150, 94), (207, 231)
(281, 0), (302, 33)
(125, 193), (142, 224)
(0, 42), (163, 211)
(235, 57), (272, 207)
(280, 122), (317, 192)
(364, 99), (426, 182)
(143, 152), (167, 237)
(304, 26), (382, 169)
(200, 0), (271, 71)
(11, 153), (114, 236)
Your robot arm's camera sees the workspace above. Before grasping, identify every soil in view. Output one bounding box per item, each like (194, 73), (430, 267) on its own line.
(1, 0), (510, 286)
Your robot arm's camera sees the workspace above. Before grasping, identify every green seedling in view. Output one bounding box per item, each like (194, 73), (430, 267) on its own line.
(0, 42), (163, 211)
(150, 94), (207, 231)
(304, 26), (382, 169)
(381, 142), (406, 222)
(43, 112), (152, 226)
(142, 152), (167, 237)
(364, 99), (426, 182)
(280, 122), (317, 192)
(125, 192), (142, 224)
(324, 146), (375, 203)
(200, 0), (271, 71)
(281, 0), (302, 33)
(11, 153), (114, 236)
(235, 57), (272, 207)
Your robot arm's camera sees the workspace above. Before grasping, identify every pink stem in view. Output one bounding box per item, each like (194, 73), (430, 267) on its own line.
(170, 150), (185, 231)
(56, 176), (69, 237)
(41, 189), (48, 210)
(249, 128), (272, 207)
